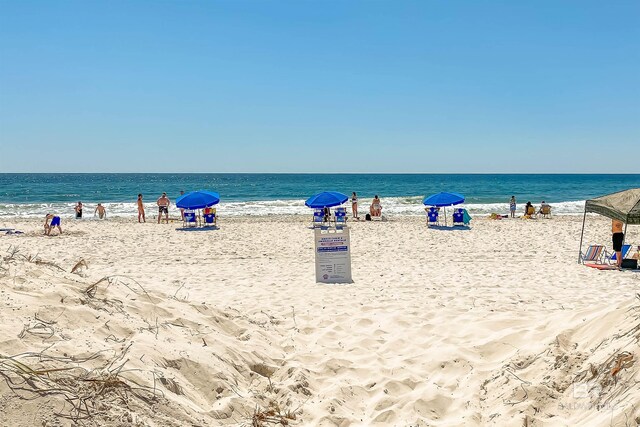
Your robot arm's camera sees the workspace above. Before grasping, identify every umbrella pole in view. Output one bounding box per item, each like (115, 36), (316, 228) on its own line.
(444, 207), (447, 226)
(577, 208), (587, 263)
(622, 222), (628, 249)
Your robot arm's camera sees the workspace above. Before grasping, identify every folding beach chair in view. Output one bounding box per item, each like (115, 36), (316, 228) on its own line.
(540, 205), (552, 218)
(452, 208), (464, 226)
(203, 208), (217, 226)
(579, 244), (605, 264)
(183, 210), (198, 227)
(335, 207), (347, 228)
(606, 244), (632, 265)
(427, 207), (439, 227)
(312, 209), (326, 228)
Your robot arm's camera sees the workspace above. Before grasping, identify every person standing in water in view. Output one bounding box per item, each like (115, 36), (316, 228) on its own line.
(94, 203), (106, 219)
(75, 201), (83, 219)
(351, 192), (359, 219)
(612, 219), (624, 268)
(137, 194), (146, 223)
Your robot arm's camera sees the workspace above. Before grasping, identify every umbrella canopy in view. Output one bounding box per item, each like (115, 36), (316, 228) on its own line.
(305, 191), (348, 209)
(423, 192), (465, 207)
(176, 191), (220, 209)
(585, 188), (640, 224)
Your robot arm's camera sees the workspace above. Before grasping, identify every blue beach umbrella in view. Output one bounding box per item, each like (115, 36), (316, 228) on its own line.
(423, 192), (465, 226)
(176, 191), (220, 209)
(305, 191), (348, 208)
(423, 192), (465, 207)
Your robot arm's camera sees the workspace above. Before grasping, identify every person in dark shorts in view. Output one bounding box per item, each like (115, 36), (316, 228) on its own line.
(612, 219), (624, 267)
(75, 201), (83, 219)
(157, 192), (170, 224)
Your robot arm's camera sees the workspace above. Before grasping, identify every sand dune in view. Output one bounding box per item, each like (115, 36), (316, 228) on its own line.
(0, 215), (638, 426)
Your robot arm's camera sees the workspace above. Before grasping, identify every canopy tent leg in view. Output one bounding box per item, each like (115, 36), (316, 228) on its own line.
(577, 208), (587, 263)
(622, 222), (628, 249)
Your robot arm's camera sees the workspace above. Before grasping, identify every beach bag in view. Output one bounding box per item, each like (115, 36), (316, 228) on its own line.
(365, 213), (371, 221)
(621, 259), (638, 269)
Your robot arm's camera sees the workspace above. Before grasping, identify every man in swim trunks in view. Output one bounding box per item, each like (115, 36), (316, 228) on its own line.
(137, 194), (146, 223)
(44, 214), (62, 236)
(157, 192), (170, 224)
(612, 219), (624, 267)
(94, 203), (106, 219)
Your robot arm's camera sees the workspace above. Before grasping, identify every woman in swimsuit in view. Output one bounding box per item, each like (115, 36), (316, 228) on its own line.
(370, 195), (382, 217)
(75, 201), (83, 219)
(351, 192), (358, 219)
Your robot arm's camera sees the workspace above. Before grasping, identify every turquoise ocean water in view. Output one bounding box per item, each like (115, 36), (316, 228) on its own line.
(0, 174), (638, 218)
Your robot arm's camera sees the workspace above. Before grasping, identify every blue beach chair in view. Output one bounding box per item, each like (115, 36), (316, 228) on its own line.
(452, 208), (464, 226)
(312, 209), (325, 228)
(427, 207), (439, 227)
(203, 208), (217, 227)
(606, 244), (632, 265)
(335, 207), (347, 228)
(183, 210), (198, 227)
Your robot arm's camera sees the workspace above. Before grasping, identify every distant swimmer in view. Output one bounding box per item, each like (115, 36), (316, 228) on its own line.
(94, 203), (106, 219)
(44, 214), (62, 236)
(137, 194), (146, 223)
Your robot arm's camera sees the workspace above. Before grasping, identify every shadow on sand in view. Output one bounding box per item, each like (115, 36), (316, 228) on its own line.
(175, 226), (219, 232)
(428, 225), (471, 231)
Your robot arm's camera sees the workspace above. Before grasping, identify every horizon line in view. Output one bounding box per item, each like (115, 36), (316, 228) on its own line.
(1, 172), (639, 175)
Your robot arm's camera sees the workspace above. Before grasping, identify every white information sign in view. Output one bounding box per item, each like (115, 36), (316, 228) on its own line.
(314, 227), (352, 283)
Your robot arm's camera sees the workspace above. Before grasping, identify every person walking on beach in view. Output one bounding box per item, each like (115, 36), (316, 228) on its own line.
(75, 201), (83, 219)
(509, 196), (516, 218)
(94, 203), (106, 219)
(44, 214), (62, 235)
(351, 192), (359, 219)
(157, 192), (170, 224)
(137, 194), (146, 223)
(612, 219), (624, 268)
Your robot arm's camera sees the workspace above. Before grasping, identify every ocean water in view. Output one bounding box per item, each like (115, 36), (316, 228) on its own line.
(0, 174), (638, 218)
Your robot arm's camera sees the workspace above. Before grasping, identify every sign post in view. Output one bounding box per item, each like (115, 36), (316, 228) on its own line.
(314, 227), (352, 283)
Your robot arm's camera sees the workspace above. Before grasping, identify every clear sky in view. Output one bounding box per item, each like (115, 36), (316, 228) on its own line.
(0, 1), (638, 173)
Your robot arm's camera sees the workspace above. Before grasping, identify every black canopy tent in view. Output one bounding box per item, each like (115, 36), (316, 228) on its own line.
(577, 188), (640, 263)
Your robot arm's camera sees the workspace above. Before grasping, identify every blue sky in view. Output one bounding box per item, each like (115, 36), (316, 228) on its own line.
(0, 1), (638, 173)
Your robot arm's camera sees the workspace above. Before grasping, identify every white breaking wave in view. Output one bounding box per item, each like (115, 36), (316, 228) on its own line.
(0, 197), (587, 218)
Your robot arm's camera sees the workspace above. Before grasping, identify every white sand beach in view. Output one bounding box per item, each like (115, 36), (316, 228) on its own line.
(0, 215), (639, 426)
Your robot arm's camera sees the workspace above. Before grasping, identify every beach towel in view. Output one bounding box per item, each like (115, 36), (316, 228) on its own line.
(462, 209), (472, 224)
(585, 263), (618, 270)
